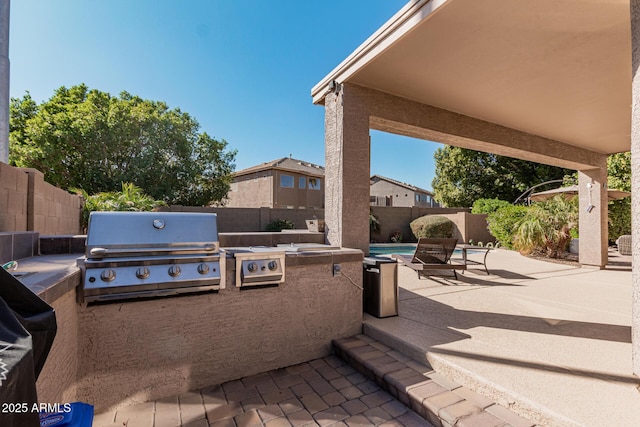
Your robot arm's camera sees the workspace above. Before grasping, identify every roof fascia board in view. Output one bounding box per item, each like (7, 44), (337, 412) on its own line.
(311, 0), (448, 104)
(235, 165), (324, 178)
(374, 174), (433, 195)
(273, 166), (325, 177)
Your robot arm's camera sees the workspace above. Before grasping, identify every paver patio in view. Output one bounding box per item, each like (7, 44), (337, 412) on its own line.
(92, 354), (432, 427)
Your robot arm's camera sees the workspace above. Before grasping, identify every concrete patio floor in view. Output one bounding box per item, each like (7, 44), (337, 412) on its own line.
(364, 248), (639, 427)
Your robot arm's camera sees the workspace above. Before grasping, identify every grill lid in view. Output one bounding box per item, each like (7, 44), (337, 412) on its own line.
(85, 211), (219, 258)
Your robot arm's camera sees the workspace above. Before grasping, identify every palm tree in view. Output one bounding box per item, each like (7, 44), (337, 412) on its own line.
(513, 195), (577, 258)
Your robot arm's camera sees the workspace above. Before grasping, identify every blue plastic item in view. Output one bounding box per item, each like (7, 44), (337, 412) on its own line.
(39, 402), (94, 427)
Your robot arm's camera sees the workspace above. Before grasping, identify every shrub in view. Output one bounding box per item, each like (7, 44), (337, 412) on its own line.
(512, 195), (578, 257)
(73, 182), (165, 232)
(471, 198), (511, 215)
(410, 215), (454, 239)
(265, 219), (295, 232)
(608, 198), (631, 244)
(486, 205), (528, 249)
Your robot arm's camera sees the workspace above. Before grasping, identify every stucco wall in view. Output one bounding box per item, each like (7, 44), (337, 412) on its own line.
(72, 253), (362, 412)
(36, 288), (79, 405)
(273, 170), (324, 209)
(226, 172), (274, 208)
(226, 170), (325, 209)
(370, 179), (416, 207)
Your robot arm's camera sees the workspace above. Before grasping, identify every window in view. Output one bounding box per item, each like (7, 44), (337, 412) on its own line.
(308, 178), (321, 190)
(280, 174), (294, 188)
(299, 177), (306, 189)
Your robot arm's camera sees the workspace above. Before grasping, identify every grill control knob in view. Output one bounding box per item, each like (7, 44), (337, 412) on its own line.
(168, 265), (181, 277)
(136, 267), (150, 279)
(268, 261), (278, 271)
(247, 262), (258, 273)
(100, 269), (116, 282)
(197, 263), (209, 275)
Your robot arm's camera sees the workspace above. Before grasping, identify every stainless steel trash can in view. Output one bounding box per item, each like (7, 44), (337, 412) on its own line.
(363, 256), (398, 318)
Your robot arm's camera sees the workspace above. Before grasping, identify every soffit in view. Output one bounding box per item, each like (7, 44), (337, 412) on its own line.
(316, 0), (631, 154)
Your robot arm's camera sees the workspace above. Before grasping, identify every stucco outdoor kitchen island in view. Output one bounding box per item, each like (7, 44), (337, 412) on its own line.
(21, 245), (364, 414)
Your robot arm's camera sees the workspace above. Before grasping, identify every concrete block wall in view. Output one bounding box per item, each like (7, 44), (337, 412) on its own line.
(0, 161), (29, 231)
(24, 168), (82, 235)
(463, 212), (494, 244)
(0, 164), (82, 235)
(162, 206), (488, 243)
(159, 205), (325, 232)
(370, 206), (473, 243)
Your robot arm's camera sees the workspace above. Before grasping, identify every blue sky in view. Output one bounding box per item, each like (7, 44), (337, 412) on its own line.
(9, 0), (443, 191)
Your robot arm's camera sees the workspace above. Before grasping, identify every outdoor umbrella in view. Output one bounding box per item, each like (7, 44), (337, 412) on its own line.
(529, 185), (630, 202)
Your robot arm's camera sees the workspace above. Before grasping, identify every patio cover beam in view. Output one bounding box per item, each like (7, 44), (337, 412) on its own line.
(354, 83), (608, 171)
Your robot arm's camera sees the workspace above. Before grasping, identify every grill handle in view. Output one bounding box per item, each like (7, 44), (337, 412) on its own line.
(89, 244), (217, 257)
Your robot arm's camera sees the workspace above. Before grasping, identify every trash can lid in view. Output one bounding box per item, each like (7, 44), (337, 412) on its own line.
(363, 256), (397, 266)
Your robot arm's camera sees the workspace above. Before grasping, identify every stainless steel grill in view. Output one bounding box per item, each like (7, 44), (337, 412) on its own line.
(77, 211), (223, 303)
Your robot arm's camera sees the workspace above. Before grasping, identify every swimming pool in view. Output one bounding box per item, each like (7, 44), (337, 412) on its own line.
(369, 243), (482, 256)
(369, 244), (418, 256)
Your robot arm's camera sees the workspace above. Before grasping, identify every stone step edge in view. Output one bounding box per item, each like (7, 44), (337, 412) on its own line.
(333, 334), (536, 427)
(363, 321), (572, 427)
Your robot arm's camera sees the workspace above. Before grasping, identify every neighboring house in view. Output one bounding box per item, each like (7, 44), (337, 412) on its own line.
(369, 175), (439, 208)
(226, 157), (324, 209)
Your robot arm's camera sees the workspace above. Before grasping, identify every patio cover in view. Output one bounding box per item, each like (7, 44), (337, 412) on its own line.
(313, 0), (631, 156)
(311, 0), (640, 384)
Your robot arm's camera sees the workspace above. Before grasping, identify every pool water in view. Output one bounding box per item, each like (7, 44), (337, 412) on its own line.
(369, 244), (476, 257)
(369, 244), (417, 256)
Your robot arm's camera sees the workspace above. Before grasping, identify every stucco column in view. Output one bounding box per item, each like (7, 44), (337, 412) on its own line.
(0, 0), (9, 164)
(630, 0), (640, 376)
(324, 83), (370, 253)
(577, 158), (608, 268)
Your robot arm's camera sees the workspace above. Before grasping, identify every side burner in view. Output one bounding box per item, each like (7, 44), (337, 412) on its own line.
(227, 247), (286, 288)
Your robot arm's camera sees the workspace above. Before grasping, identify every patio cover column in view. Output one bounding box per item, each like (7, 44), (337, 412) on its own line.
(631, 0), (640, 377)
(577, 160), (608, 268)
(324, 83), (370, 253)
(0, 0), (9, 164)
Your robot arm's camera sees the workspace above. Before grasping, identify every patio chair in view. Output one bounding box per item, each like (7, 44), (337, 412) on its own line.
(616, 235), (632, 256)
(392, 237), (466, 279)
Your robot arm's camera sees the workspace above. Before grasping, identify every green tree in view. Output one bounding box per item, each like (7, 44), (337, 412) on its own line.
(432, 146), (572, 207)
(9, 84), (237, 206)
(471, 198), (512, 215)
(607, 152), (631, 243)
